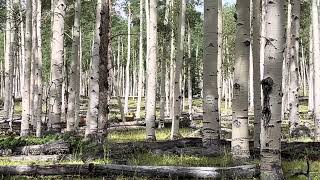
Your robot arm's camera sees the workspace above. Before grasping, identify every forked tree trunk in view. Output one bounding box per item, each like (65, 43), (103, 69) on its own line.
(145, 0), (158, 141)
(202, 0), (220, 146)
(67, 0), (81, 132)
(288, 0), (300, 134)
(21, 0), (32, 136)
(260, 0), (285, 178)
(231, 0), (250, 160)
(49, 0), (65, 133)
(85, 0), (101, 137)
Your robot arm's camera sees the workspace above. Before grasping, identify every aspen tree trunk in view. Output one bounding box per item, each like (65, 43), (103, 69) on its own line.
(170, 0), (186, 140)
(282, 1), (292, 119)
(19, 1), (25, 95)
(85, 0), (101, 137)
(67, 0), (81, 132)
(144, 0), (149, 114)
(159, 51), (166, 129)
(187, 24), (193, 124)
(288, 0), (300, 134)
(217, 0), (223, 118)
(4, 0), (13, 120)
(231, 0), (250, 160)
(309, 23), (314, 114)
(21, 0), (32, 136)
(252, 0), (262, 150)
(35, 0), (43, 137)
(97, 0), (112, 141)
(312, 0), (320, 141)
(145, 0), (158, 141)
(49, 0), (65, 133)
(124, 3), (131, 116)
(202, 0), (220, 146)
(260, 0), (285, 178)
(30, 0), (38, 128)
(169, 0), (175, 119)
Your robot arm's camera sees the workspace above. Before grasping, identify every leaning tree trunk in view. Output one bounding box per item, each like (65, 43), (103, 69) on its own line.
(145, 0), (158, 141)
(136, 0), (144, 120)
(202, 0), (220, 147)
(124, 3), (131, 116)
(260, 0), (285, 179)
(21, 0), (32, 136)
(288, 0), (300, 135)
(312, 0), (320, 141)
(85, 0), (101, 137)
(171, 0), (186, 140)
(252, 0), (262, 151)
(67, 0), (81, 132)
(231, 0), (250, 160)
(49, 0), (65, 133)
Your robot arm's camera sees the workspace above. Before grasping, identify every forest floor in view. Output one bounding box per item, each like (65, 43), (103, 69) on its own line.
(0, 98), (318, 179)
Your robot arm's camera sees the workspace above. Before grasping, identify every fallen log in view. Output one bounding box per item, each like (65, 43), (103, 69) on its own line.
(108, 126), (145, 132)
(0, 164), (259, 178)
(0, 154), (70, 162)
(13, 140), (70, 155)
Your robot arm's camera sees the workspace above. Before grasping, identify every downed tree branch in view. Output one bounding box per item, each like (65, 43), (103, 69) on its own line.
(0, 164), (259, 178)
(108, 126), (145, 132)
(0, 155), (70, 162)
(13, 140), (70, 155)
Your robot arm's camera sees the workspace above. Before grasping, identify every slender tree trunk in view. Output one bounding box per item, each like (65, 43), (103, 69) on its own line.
(231, 0), (250, 160)
(217, 0), (223, 120)
(288, 0), (300, 134)
(145, 0), (158, 141)
(309, 23), (314, 114)
(252, 0), (262, 151)
(124, 3), (131, 116)
(170, 0), (186, 140)
(85, 0), (101, 137)
(187, 23), (193, 124)
(67, 0), (81, 132)
(21, 0), (32, 136)
(202, 0), (220, 146)
(35, 0), (43, 137)
(260, 0), (285, 178)
(312, 0), (320, 141)
(49, 0), (65, 133)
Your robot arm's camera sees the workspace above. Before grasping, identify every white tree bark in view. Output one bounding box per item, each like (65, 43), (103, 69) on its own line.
(312, 0), (320, 141)
(202, 0), (220, 146)
(309, 23), (314, 114)
(187, 23), (193, 124)
(170, 0), (186, 140)
(145, 0), (158, 141)
(260, 0), (285, 178)
(85, 0), (101, 137)
(288, 0), (300, 134)
(21, 0), (32, 136)
(35, 0), (43, 137)
(124, 3), (131, 116)
(231, 0), (250, 160)
(49, 0), (65, 133)
(67, 0), (81, 132)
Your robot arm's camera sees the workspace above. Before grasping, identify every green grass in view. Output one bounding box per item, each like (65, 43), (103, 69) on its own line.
(108, 128), (194, 142)
(129, 152), (233, 167)
(283, 160), (320, 180)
